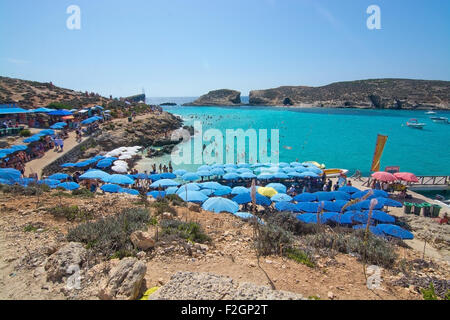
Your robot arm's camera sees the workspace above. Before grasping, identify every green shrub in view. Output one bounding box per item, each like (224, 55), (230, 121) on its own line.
(46, 205), (92, 221)
(284, 247), (315, 268)
(71, 188), (94, 198)
(23, 224), (38, 233)
(151, 198), (177, 216)
(255, 224), (293, 256)
(264, 212), (320, 236)
(160, 219), (210, 243)
(304, 230), (398, 268)
(421, 283), (439, 300)
(19, 129), (31, 137)
(48, 102), (71, 110)
(67, 207), (150, 258)
(165, 194), (186, 207)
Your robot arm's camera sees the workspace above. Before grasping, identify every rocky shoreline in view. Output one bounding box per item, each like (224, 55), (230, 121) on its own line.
(183, 79), (450, 110)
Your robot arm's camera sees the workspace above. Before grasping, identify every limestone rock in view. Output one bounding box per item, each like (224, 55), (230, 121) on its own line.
(45, 242), (87, 283)
(98, 257), (147, 300)
(130, 231), (155, 251)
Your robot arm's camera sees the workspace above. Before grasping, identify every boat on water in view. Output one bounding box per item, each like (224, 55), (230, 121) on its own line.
(425, 111), (436, 115)
(303, 161), (326, 169)
(430, 116), (449, 123)
(406, 119), (426, 129)
(323, 168), (349, 178)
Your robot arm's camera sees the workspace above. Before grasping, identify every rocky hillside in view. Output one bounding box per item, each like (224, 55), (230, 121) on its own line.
(184, 89), (242, 106)
(249, 79), (450, 110)
(0, 76), (112, 109)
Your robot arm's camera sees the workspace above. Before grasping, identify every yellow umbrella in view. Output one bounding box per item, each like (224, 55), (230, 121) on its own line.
(257, 187), (278, 198)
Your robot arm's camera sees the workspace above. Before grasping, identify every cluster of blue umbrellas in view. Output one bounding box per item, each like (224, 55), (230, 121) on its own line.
(23, 130), (56, 143)
(0, 145), (28, 158)
(173, 162), (324, 182)
(81, 116), (103, 125)
(50, 122), (67, 130)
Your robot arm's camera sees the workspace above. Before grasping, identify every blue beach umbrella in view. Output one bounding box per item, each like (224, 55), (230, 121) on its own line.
(57, 182), (79, 190)
(10, 145), (28, 151)
(271, 193), (293, 202)
(273, 172), (289, 179)
(133, 173), (148, 180)
(353, 225), (385, 237)
(237, 163), (251, 168)
(80, 170), (110, 180)
(147, 190), (166, 199)
(202, 197), (239, 214)
(182, 172), (200, 182)
(299, 172), (319, 178)
(224, 164), (237, 169)
(173, 169), (187, 176)
(224, 167), (238, 173)
(198, 165), (211, 171)
(197, 170), (212, 177)
(314, 192), (335, 202)
(200, 189), (215, 196)
(322, 201), (345, 212)
(96, 159), (113, 168)
(165, 187), (179, 195)
(178, 191), (208, 203)
(61, 163), (76, 168)
(232, 193), (271, 206)
(257, 173), (274, 180)
(330, 212), (355, 225)
(339, 186), (360, 194)
(213, 186), (232, 196)
(211, 164), (224, 169)
(200, 181), (225, 190)
(278, 162), (290, 168)
(120, 188), (140, 196)
(282, 167), (297, 173)
(383, 199), (403, 208)
(363, 210), (396, 224)
(223, 173), (240, 181)
(40, 129), (55, 136)
(48, 173), (69, 180)
(239, 172), (257, 179)
(150, 179), (180, 188)
(14, 178), (36, 187)
(38, 179), (61, 186)
(294, 193), (318, 202)
(236, 168), (252, 174)
(330, 191), (351, 201)
(233, 212), (264, 224)
(274, 201), (299, 212)
(376, 224), (414, 240)
(295, 202), (320, 213)
(160, 172), (176, 179)
(101, 184), (121, 193)
(231, 186), (250, 195)
(104, 174), (134, 185)
(48, 110), (72, 116)
(287, 172), (303, 178)
(266, 183), (287, 193)
(0, 178), (14, 185)
(0, 168), (22, 180)
(149, 174), (162, 181)
(176, 183), (201, 193)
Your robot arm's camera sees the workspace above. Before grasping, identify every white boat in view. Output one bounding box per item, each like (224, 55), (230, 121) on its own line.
(406, 119), (426, 129)
(430, 116), (448, 123)
(425, 111), (436, 115)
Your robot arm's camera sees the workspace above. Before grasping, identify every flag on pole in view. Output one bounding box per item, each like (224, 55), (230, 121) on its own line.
(371, 134), (388, 172)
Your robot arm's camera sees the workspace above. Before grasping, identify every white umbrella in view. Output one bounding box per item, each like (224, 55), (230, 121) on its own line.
(112, 166), (128, 173)
(107, 151), (121, 157)
(114, 160), (128, 167)
(119, 155), (132, 160)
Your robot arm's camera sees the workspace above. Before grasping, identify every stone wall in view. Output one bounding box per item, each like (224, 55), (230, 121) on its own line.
(41, 137), (97, 177)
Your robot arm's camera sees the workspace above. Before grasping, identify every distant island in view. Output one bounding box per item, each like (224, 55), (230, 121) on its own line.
(183, 89), (242, 106)
(185, 79), (450, 110)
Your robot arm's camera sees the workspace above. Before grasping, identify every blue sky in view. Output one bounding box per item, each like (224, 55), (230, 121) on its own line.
(1, 0), (449, 97)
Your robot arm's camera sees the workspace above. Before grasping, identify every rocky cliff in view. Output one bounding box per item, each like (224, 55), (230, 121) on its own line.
(0, 76), (113, 109)
(249, 79), (450, 110)
(184, 89), (242, 106)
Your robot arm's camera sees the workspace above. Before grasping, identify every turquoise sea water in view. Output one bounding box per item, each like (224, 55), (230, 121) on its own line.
(138, 101), (450, 176)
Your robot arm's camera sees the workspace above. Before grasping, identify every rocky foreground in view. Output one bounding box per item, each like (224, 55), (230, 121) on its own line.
(0, 188), (449, 301)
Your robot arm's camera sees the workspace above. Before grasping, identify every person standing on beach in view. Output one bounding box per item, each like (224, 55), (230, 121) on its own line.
(327, 179), (332, 192)
(159, 164), (162, 173)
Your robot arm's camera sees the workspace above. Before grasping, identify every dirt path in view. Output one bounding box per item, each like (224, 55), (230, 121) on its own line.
(24, 132), (87, 179)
